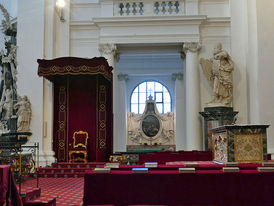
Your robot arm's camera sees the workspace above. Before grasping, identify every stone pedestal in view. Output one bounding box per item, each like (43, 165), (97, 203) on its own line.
(200, 107), (238, 150)
(211, 125), (269, 163)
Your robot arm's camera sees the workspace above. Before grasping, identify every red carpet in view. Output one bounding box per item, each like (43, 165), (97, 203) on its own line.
(21, 178), (84, 206)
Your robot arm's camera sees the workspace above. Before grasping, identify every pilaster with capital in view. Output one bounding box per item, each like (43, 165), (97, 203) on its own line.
(98, 43), (118, 67)
(116, 73), (128, 152)
(172, 72), (185, 150)
(183, 42), (201, 53)
(183, 42), (202, 150)
(172, 73), (184, 81)
(98, 43), (121, 151)
(117, 73), (129, 81)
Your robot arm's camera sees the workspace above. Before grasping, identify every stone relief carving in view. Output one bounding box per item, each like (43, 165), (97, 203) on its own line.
(0, 4), (32, 134)
(200, 43), (234, 107)
(127, 96), (175, 146)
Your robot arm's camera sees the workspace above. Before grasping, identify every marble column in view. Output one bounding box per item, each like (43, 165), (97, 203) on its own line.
(172, 73), (185, 150)
(98, 43), (121, 152)
(183, 42), (202, 150)
(38, 0), (56, 166)
(42, 79), (56, 166)
(116, 73), (128, 152)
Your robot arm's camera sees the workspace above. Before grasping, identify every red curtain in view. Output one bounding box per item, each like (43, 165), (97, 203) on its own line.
(53, 75), (112, 162)
(67, 76), (97, 161)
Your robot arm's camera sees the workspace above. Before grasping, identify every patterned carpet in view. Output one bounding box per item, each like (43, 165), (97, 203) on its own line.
(21, 177), (84, 206)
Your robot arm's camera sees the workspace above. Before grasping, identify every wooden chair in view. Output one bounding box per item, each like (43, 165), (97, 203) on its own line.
(69, 131), (89, 163)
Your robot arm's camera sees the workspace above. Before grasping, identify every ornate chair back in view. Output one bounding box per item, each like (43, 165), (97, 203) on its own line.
(69, 131), (89, 163)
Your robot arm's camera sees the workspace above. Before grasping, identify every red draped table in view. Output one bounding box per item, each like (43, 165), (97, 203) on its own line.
(0, 165), (23, 206)
(84, 170), (274, 206)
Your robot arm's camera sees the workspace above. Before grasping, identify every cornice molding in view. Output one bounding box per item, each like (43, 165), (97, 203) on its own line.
(206, 17), (231, 23)
(70, 21), (96, 26)
(93, 15), (207, 26)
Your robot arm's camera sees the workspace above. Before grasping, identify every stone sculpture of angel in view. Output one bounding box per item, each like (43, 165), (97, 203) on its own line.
(200, 43), (234, 106)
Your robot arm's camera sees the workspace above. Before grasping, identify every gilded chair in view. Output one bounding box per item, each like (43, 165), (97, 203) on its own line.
(69, 131), (89, 163)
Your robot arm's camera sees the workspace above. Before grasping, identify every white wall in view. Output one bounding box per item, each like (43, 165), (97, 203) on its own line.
(256, 0), (274, 154)
(17, 0), (45, 163)
(199, 0), (230, 17)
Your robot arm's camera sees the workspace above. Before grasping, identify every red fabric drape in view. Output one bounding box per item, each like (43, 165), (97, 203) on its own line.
(95, 76), (113, 161)
(68, 76), (97, 161)
(53, 77), (68, 162)
(37, 57), (112, 81)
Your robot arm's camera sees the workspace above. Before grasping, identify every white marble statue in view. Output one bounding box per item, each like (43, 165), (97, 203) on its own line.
(14, 96), (32, 132)
(127, 112), (142, 144)
(0, 120), (8, 134)
(0, 88), (13, 120)
(159, 112), (175, 144)
(200, 43), (234, 106)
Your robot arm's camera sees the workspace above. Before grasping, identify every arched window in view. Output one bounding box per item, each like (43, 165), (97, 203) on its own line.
(130, 81), (171, 114)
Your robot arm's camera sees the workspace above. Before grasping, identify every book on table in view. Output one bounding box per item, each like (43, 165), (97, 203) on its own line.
(225, 162), (239, 167)
(222, 167), (240, 172)
(104, 163), (120, 168)
(179, 168), (195, 173)
(262, 162), (274, 166)
(184, 162), (198, 167)
(132, 168), (148, 173)
(144, 162), (158, 167)
(94, 168), (111, 173)
(257, 167), (274, 172)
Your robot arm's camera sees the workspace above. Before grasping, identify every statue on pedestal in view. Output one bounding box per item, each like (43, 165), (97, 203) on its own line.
(0, 4), (32, 135)
(200, 43), (234, 107)
(200, 43), (237, 150)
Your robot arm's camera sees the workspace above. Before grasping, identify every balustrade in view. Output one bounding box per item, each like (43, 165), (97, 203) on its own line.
(115, 0), (185, 16)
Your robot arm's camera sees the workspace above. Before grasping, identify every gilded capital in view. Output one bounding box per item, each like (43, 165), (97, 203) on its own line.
(183, 42), (201, 53)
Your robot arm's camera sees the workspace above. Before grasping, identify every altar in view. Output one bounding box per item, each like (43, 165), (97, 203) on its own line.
(211, 125), (269, 163)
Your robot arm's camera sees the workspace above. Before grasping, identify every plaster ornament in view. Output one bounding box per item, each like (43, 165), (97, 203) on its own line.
(127, 97), (175, 146)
